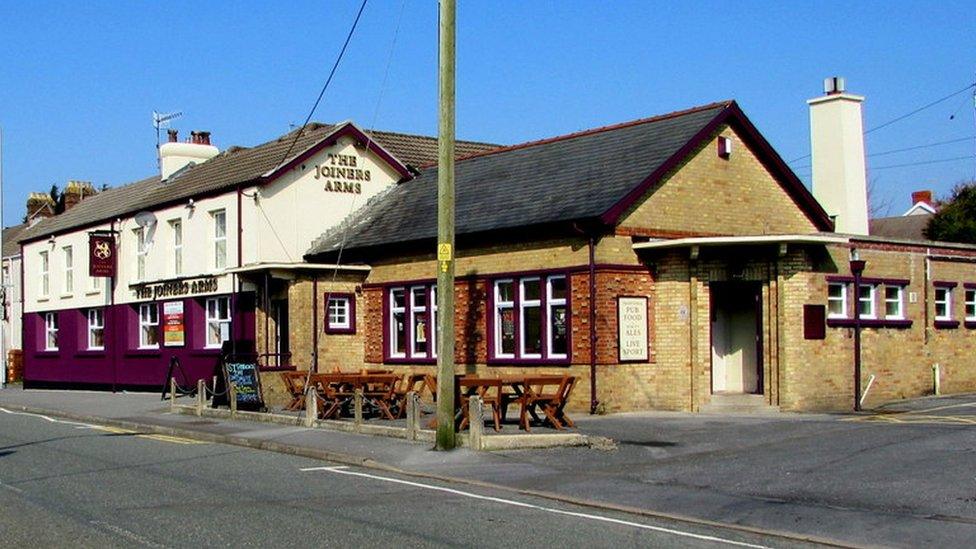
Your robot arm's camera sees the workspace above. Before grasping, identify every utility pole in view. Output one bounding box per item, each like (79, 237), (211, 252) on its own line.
(1, 126), (6, 389)
(435, 0), (457, 450)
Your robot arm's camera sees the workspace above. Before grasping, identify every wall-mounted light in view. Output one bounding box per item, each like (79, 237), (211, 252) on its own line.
(186, 198), (196, 210)
(47, 235), (56, 246)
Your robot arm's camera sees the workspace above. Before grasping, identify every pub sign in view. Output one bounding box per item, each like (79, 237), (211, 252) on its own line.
(89, 233), (116, 277)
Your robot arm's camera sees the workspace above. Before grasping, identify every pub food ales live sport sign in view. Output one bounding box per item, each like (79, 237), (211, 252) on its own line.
(89, 232), (116, 277)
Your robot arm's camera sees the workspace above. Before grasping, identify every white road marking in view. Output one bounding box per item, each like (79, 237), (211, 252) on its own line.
(0, 479), (25, 494)
(0, 407), (97, 429)
(303, 467), (771, 548)
(89, 520), (169, 548)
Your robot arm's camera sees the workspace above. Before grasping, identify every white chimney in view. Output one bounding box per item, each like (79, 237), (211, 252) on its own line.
(808, 77), (869, 235)
(160, 130), (219, 180)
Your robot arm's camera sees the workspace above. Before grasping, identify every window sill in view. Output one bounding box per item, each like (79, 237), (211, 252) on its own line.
(324, 326), (356, 335)
(75, 350), (107, 358)
(384, 356), (436, 365)
(85, 290), (101, 296)
(125, 349), (162, 357)
(60, 293), (74, 299)
(965, 320), (976, 329)
(34, 350), (59, 357)
(487, 357), (573, 366)
(934, 320), (960, 330)
(826, 318), (913, 329)
(37, 297), (50, 302)
(259, 365), (297, 372)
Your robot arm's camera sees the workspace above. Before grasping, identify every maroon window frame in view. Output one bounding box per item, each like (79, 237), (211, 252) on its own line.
(382, 283), (437, 365)
(486, 272), (571, 366)
(324, 292), (356, 334)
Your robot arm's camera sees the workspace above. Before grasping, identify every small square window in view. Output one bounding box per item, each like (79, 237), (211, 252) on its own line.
(325, 294), (355, 334)
(884, 286), (904, 320)
(964, 289), (975, 321)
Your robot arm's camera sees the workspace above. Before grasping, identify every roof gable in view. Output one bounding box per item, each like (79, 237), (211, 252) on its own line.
(19, 123), (499, 244)
(306, 101), (832, 260)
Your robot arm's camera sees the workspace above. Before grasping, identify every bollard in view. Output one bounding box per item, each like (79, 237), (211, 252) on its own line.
(405, 391), (418, 440)
(468, 395), (484, 451)
(933, 363), (941, 396)
(354, 389), (364, 426)
(196, 379), (205, 416)
(305, 389), (316, 427)
(169, 378), (177, 411)
(229, 383), (238, 415)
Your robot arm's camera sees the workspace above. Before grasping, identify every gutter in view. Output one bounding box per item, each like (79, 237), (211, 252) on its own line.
(632, 234), (849, 251)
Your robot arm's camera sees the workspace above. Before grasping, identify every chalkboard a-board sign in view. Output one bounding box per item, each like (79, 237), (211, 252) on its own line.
(212, 360), (265, 411)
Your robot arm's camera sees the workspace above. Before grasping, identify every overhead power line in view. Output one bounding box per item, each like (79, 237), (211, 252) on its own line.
(276, 0), (369, 168)
(787, 81), (976, 164)
(869, 155), (973, 171)
(791, 135), (976, 169)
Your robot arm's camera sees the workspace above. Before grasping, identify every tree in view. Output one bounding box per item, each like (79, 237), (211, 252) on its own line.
(925, 180), (976, 244)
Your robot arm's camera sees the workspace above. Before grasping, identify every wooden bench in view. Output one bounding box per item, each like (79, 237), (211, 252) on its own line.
(280, 371), (309, 411)
(518, 376), (576, 431)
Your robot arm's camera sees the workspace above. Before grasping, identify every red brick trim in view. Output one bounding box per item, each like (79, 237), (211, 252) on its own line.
(614, 227), (725, 239)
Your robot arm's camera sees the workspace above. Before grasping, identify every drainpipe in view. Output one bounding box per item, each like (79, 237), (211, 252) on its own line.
(110, 219), (119, 393)
(588, 235), (598, 414)
(312, 278), (319, 373)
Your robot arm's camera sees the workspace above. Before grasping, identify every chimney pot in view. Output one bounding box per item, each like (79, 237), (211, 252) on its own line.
(911, 190), (933, 206)
(823, 76), (846, 95)
(167, 129), (178, 143)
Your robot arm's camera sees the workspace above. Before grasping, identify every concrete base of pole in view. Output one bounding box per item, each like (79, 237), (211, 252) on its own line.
(229, 383), (238, 416)
(354, 389), (364, 425)
(468, 395), (484, 451)
(304, 389), (316, 427)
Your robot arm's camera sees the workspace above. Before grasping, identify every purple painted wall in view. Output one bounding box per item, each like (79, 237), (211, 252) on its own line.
(23, 292), (256, 389)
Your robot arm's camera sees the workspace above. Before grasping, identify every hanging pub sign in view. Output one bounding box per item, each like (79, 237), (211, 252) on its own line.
(89, 232), (116, 277)
(163, 301), (185, 347)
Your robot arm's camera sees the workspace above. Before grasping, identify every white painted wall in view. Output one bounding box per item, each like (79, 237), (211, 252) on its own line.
(22, 132), (404, 315)
(241, 136), (402, 264)
(809, 92), (869, 235)
(2, 255), (22, 350)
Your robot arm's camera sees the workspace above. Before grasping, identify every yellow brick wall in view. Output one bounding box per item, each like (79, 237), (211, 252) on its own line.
(618, 125), (820, 236)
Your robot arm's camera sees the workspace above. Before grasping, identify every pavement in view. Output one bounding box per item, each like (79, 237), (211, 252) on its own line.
(2, 385), (976, 548)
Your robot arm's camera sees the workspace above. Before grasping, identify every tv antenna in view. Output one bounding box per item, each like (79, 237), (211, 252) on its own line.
(153, 110), (183, 166)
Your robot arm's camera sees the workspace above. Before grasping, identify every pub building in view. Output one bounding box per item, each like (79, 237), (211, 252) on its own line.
(18, 82), (976, 413)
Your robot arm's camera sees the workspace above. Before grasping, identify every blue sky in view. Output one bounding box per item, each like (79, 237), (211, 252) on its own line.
(1, 1), (974, 225)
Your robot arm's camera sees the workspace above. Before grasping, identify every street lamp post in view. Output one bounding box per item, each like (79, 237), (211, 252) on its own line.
(850, 252), (866, 412)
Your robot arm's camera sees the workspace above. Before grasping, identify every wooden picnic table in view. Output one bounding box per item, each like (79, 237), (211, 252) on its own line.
(426, 374), (576, 432)
(309, 372), (401, 421)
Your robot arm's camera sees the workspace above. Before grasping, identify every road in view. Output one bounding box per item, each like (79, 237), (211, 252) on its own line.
(0, 409), (804, 548)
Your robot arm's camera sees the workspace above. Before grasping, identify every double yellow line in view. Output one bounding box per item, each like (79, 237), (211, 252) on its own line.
(91, 425), (207, 445)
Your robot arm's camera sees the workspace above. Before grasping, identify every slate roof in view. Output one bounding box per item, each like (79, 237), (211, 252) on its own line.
(869, 213), (933, 241)
(306, 100), (830, 260)
(18, 123), (498, 244)
(2, 223), (29, 258)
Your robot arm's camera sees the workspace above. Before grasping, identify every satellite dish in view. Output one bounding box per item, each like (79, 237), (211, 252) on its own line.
(134, 211), (158, 228)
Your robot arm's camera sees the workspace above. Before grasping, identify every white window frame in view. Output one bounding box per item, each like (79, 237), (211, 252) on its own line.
(966, 289), (976, 321)
(62, 246), (74, 295)
(138, 303), (159, 349)
(212, 210), (227, 270)
(171, 219), (183, 276)
(386, 285), (437, 360)
(827, 282), (847, 319)
(546, 275), (568, 359)
(39, 251), (50, 297)
(518, 277), (543, 359)
(135, 227), (148, 282)
(87, 309), (105, 351)
(389, 289), (406, 358)
(935, 287), (952, 321)
(883, 285), (905, 320)
(327, 296), (350, 329)
(205, 296), (231, 348)
(857, 284), (876, 319)
(493, 279), (516, 359)
(44, 311), (58, 351)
